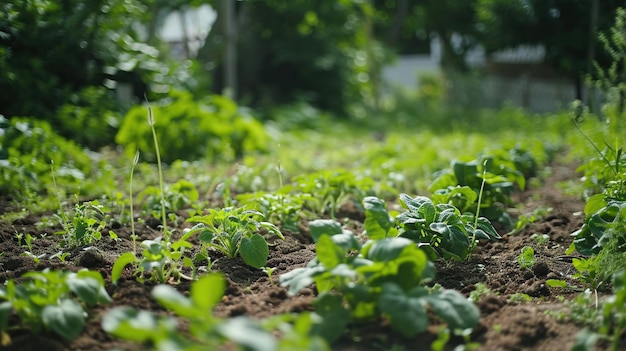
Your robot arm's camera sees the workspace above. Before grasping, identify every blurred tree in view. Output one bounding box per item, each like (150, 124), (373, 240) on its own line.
(198, 0), (380, 116)
(475, 0), (623, 97)
(0, 0), (198, 147)
(372, 0), (479, 72)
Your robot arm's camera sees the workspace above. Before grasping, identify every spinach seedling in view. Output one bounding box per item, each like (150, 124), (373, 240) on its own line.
(280, 220), (480, 341)
(185, 206), (283, 269)
(395, 194), (500, 261)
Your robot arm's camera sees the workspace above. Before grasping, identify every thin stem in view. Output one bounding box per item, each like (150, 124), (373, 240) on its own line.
(129, 150), (140, 253)
(146, 99), (169, 239)
(472, 160), (488, 247)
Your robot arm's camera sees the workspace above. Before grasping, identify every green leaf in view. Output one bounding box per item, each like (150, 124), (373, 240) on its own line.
(152, 285), (195, 317)
(240, 234), (269, 268)
(198, 229), (216, 243)
(111, 251), (138, 284)
(102, 307), (172, 342)
(0, 301), (11, 331)
(584, 194), (607, 216)
(546, 279), (567, 288)
(279, 263), (326, 295)
(379, 283), (429, 337)
(424, 289), (480, 330)
(218, 316), (276, 351)
(363, 196), (393, 239)
(312, 292), (351, 343)
(66, 273), (111, 306)
(309, 219), (343, 242)
(41, 299), (85, 340)
(191, 273), (226, 311)
(366, 237), (413, 262)
(316, 235), (345, 269)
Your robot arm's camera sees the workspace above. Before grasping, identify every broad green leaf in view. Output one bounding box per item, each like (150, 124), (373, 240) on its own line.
(316, 235), (345, 269)
(379, 283), (429, 337)
(191, 273), (225, 311)
(0, 301), (11, 331)
(41, 299), (85, 340)
(424, 289), (480, 330)
(546, 279), (567, 288)
(218, 316), (276, 351)
(309, 219), (343, 242)
(475, 217), (501, 239)
(198, 229), (216, 243)
(584, 194), (607, 216)
(67, 273), (111, 306)
(152, 285), (194, 317)
(329, 231), (361, 252)
(240, 234), (269, 268)
(111, 251), (138, 284)
(453, 161), (479, 188)
(312, 292), (351, 343)
(363, 196), (393, 239)
(279, 264), (326, 295)
(366, 237), (413, 262)
(102, 307), (173, 342)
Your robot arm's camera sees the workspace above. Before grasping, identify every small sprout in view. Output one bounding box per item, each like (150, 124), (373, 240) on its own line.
(516, 246), (535, 269)
(262, 266), (277, 287)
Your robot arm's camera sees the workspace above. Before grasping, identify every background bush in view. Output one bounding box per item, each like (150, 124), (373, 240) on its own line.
(115, 90), (269, 163)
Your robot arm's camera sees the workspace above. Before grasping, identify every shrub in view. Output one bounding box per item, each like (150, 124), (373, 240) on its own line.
(115, 91), (268, 163)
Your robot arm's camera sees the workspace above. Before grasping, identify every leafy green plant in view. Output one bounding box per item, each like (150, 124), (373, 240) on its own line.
(115, 90), (268, 163)
(237, 191), (314, 232)
(55, 200), (111, 248)
(292, 169), (375, 218)
(516, 246), (536, 269)
(137, 179), (200, 219)
(395, 194), (501, 261)
(103, 273), (330, 351)
(184, 206), (283, 269)
(280, 221), (480, 342)
(111, 235), (196, 284)
(430, 148), (534, 226)
(0, 115), (99, 197)
(0, 269), (110, 342)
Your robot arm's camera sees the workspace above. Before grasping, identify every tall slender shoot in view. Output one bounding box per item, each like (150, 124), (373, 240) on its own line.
(146, 99), (169, 239)
(129, 150), (140, 253)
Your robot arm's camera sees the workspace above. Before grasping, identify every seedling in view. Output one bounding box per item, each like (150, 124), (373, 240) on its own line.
(0, 269), (110, 341)
(395, 194), (500, 261)
(280, 219), (480, 341)
(55, 200), (109, 248)
(262, 266), (277, 287)
(185, 206), (283, 269)
(104, 273), (327, 350)
(516, 246), (536, 269)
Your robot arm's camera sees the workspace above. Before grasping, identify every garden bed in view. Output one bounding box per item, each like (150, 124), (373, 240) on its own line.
(0, 161), (608, 351)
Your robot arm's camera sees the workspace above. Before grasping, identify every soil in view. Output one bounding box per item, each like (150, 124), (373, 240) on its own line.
(0, 161), (613, 351)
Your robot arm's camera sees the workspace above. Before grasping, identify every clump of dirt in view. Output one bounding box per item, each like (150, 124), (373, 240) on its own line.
(0, 162), (607, 351)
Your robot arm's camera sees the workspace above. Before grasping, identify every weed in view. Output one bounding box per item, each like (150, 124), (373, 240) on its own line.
(516, 246), (536, 269)
(55, 200), (109, 248)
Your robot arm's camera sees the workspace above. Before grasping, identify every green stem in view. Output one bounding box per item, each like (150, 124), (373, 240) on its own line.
(146, 99), (169, 240)
(472, 160), (488, 246)
(129, 150), (140, 254)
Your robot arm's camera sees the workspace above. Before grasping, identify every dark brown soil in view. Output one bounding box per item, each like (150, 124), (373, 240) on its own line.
(0, 162), (604, 351)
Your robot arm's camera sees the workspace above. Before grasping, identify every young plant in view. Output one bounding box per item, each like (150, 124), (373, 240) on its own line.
(429, 148), (534, 227)
(394, 194), (501, 261)
(55, 200), (110, 248)
(103, 273), (329, 351)
(184, 206), (283, 269)
(137, 180), (200, 220)
(237, 191), (314, 232)
(516, 246), (536, 269)
(292, 169), (375, 218)
(112, 235), (195, 284)
(0, 269), (111, 342)
(280, 220), (480, 342)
